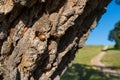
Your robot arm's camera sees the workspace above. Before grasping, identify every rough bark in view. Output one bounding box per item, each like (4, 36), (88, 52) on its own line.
(0, 0), (111, 80)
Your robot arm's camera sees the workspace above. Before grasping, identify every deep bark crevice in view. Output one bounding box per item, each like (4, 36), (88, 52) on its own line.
(0, 0), (111, 80)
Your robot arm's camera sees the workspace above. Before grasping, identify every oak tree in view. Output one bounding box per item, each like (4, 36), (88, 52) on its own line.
(0, 0), (111, 80)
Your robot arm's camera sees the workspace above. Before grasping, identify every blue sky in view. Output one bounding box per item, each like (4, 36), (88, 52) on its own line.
(86, 0), (120, 45)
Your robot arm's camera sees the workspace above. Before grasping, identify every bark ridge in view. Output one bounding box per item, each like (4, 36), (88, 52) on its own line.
(0, 0), (111, 80)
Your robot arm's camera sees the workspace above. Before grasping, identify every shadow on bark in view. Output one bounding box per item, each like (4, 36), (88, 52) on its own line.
(0, 0), (111, 80)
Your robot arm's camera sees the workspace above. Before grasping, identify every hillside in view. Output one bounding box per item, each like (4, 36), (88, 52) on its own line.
(61, 45), (120, 80)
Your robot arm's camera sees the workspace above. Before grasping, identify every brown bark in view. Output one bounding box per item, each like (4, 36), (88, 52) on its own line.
(0, 0), (111, 80)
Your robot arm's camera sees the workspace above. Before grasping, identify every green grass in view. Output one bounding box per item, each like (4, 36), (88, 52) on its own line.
(74, 45), (103, 65)
(101, 46), (120, 70)
(61, 45), (120, 80)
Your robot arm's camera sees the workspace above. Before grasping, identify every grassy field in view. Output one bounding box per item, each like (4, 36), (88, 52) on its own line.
(101, 46), (120, 70)
(73, 45), (103, 65)
(61, 45), (120, 80)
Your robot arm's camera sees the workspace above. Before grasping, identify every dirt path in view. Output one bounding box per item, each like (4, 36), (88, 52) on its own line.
(91, 46), (120, 78)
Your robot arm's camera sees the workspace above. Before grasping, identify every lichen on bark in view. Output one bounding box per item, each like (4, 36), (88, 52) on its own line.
(0, 0), (111, 80)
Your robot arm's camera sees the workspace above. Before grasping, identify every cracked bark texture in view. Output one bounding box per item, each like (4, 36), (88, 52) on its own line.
(0, 0), (111, 80)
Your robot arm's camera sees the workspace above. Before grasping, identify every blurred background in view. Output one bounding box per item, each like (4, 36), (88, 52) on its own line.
(86, 0), (120, 46)
(62, 0), (120, 80)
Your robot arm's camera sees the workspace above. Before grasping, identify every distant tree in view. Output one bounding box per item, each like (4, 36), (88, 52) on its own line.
(115, 0), (120, 5)
(109, 21), (120, 49)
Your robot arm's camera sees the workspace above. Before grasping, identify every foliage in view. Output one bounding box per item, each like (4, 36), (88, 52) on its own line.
(115, 0), (120, 5)
(109, 21), (120, 49)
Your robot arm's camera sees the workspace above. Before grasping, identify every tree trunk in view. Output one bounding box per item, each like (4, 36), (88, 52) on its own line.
(0, 0), (111, 80)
